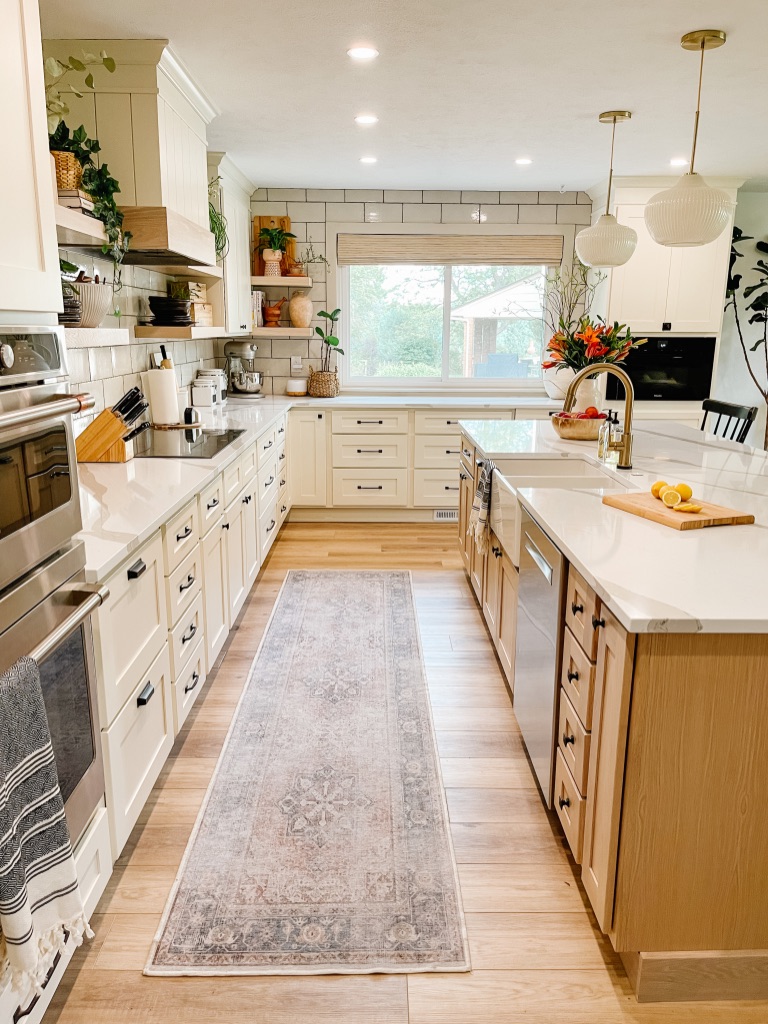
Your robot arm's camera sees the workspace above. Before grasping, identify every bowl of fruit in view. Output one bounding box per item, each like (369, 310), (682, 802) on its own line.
(551, 406), (607, 441)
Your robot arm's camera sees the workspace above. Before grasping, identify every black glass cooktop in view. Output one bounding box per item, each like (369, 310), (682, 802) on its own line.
(132, 427), (245, 459)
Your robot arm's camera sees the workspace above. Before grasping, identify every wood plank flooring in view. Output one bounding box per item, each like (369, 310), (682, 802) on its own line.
(46, 524), (768, 1023)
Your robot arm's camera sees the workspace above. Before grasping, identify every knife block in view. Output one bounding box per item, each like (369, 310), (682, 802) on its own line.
(76, 409), (133, 463)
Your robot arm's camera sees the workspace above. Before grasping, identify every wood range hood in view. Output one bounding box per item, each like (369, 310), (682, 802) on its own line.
(120, 206), (216, 268)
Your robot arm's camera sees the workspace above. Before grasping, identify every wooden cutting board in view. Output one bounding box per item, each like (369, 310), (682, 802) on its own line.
(602, 491), (755, 531)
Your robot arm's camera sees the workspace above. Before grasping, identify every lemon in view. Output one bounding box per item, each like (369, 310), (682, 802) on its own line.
(650, 480), (668, 499)
(658, 484), (674, 499)
(661, 489), (682, 508)
(675, 483), (693, 502)
(673, 502), (703, 513)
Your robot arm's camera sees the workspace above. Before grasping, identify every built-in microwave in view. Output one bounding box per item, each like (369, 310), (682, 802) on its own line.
(605, 336), (716, 402)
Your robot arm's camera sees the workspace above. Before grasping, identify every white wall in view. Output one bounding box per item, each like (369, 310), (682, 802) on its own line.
(715, 189), (768, 448)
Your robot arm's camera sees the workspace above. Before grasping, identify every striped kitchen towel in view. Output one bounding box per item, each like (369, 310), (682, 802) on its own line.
(468, 459), (496, 555)
(0, 657), (91, 999)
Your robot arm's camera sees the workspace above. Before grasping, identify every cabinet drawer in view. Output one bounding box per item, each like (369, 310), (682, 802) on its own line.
(414, 434), (462, 469)
(560, 625), (596, 730)
(198, 473), (224, 536)
(558, 688), (591, 795)
(257, 426), (277, 468)
(94, 533), (167, 728)
(275, 416), (287, 445)
(171, 638), (206, 734)
(165, 542), (202, 627)
(162, 499), (199, 575)
(554, 749), (586, 864)
(259, 500), (279, 558)
(223, 455), (244, 506)
(415, 412), (464, 434)
(278, 496), (290, 526)
(413, 469), (461, 507)
(276, 441), (287, 474)
(332, 468), (408, 506)
(240, 441), (258, 483)
(331, 410), (409, 434)
(564, 566), (601, 660)
(278, 461), (289, 497)
(102, 643), (173, 859)
(460, 434), (475, 477)
(258, 456), (279, 510)
(332, 433), (408, 469)
(169, 590), (204, 680)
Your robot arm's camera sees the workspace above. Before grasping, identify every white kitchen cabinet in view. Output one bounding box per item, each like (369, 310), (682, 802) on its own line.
(202, 519), (230, 671)
(1, 0), (61, 313)
(289, 409), (327, 506)
(243, 485), (260, 585)
(224, 491), (247, 623)
(208, 152), (255, 334)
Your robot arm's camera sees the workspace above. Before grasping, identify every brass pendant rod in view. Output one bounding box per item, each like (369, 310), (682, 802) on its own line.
(689, 41), (706, 173)
(605, 116), (617, 215)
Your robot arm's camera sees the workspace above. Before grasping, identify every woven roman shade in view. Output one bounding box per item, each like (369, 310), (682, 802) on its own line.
(336, 233), (564, 266)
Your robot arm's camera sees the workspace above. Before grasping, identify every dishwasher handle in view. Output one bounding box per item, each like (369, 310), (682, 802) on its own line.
(523, 531), (553, 586)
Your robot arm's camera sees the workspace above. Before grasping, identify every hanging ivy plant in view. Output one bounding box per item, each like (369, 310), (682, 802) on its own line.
(208, 177), (229, 260)
(80, 161), (132, 293)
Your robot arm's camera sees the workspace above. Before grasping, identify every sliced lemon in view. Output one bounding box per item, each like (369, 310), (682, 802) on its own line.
(650, 480), (668, 499)
(661, 489), (682, 508)
(675, 483), (693, 502)
(673, 502), (703, 513)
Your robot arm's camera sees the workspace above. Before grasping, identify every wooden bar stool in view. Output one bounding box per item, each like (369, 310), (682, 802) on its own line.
(700, 399), (758, 444)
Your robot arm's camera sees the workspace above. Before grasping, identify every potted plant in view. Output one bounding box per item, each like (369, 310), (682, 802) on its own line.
(289, 242), (330, 277)
(258, 226), (296, 277)
(45, 50), (115, 188)
(725, 226), (768, 449)
(208, 177), (229, 260)
(308, 308), (343, 397)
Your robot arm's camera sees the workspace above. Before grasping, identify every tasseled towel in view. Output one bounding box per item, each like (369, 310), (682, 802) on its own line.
(0, 656), (92, 1001)
(468, 459), (496, 555)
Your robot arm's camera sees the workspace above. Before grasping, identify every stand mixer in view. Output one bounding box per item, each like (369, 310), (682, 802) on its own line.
(224, 340), (264, 399)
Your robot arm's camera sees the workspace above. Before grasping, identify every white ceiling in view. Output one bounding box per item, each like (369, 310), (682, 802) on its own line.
(38, 0), (768, 192)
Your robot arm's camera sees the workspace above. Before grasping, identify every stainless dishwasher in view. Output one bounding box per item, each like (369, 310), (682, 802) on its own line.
(514, 508), (566, 806)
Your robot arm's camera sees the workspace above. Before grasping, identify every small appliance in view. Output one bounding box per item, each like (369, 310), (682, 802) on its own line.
(225, 340), (264, 398)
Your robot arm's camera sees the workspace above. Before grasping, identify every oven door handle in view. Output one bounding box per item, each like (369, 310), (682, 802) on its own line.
(0, 393), (95, 431)
(29, 584), (109, 663)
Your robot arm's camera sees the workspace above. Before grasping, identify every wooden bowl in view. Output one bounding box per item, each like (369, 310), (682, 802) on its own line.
(551, 414), (604, 441)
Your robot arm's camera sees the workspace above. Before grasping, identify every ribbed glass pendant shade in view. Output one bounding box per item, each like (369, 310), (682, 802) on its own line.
(575, 214), (638, 268)
(644, 172), (733, 247)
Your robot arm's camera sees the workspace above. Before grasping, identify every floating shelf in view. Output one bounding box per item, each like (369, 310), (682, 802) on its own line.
(55, 205), (107, 247)
(64, 327), (130, 348)
(251, 327), (314, 339)
(152, 264), (224, 283)
(133, 325), (229, 341)
(251, 276), (313, 288)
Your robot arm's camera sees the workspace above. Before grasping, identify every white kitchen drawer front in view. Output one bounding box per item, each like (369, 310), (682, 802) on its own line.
(258, 455), (279, 511)
(223, 454), (244, 506)
(275, 416), (287, 445)
(171, 638), (206, 733)
(259, 500), (279, 559)
(94, 533), (167, 727)
(332, 468), (408, 506)
(240, 441), (258, 483)
(169, 590), (204, 680)
(413, 469), (461, 507)
(278, 459), (289, 497)
(103, 643), (173, 859)
(332, 433), (408, 469)
(414, 434), (463, 469)
(415, 410), (512, 434)
(332, 410), (409, 434)
(276, 440), (287, 474)
(198, 473), (224, 536)
(278, 496), (290, 526)
(165, 542), (203, 627)
(162, 499), (199, 574)
(202, 521), (230, 672)
(257, 425), (278, 468)
(74, 806), (112, 918)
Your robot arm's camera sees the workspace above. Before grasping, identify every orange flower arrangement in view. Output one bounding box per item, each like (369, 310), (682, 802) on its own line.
(542, 315), (646, 372)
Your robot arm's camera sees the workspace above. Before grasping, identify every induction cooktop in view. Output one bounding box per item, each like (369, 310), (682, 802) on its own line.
(132, 427), (245, 459)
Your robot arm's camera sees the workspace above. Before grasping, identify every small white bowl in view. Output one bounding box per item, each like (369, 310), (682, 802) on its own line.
(286, 377), (308, 396)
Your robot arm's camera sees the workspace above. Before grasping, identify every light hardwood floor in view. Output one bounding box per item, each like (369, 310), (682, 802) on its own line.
(46, 524), (768, 1023)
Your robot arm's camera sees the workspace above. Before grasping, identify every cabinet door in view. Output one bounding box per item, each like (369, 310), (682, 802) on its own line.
(458, 468), (473, 573)
(0, 0), (61, 312)
(581, 605), (636, 932)
(243, 487), (260, 585)
(469, 533), (485, 603)
(665, 225), (732, 333)
(482, 539), (502, 640)
(607, 205), (671, 333)
(202, 521), (229, 672)
(225, 497), (247, 623)
(496, 548), (518, 689)
(289, 410), (327, 505)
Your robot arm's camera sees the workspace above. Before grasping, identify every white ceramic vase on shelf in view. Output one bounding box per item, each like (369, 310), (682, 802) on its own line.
(262, 249), (282, 277)
(288, 290), (313, 328)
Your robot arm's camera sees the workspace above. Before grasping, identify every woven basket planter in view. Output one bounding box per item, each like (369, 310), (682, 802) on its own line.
(307, 368), (339, 398)
(51, 151), (83, 190)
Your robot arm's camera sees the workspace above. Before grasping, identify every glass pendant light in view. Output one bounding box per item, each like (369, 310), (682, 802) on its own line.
(575, 112), (637, 268)
(645, 30), (734, 247)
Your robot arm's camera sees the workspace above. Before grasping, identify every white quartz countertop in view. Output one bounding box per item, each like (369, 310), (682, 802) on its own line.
(460, 418), (768, 634)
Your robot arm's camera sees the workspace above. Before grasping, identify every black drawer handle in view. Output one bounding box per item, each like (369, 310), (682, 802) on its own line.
(264, 474), (274, 487)
(127, 558), (146, 580)
(558, 795), (571, 810)
(444, 485), (459, 491)
(491, 545), (502, 559)
(357, 448), (383, 454)
(278, 426), (285, 434)
(446, 419), (458, 425)
(266, 519), (276, 533)
(181, 622), (197, 644)
(206, 497), (219, 511)
(459, 471), (468, 480)
(263, 439), (273, 450)
(242, 494), (252, 504)
(357, 419), (383, 424)
(176, 524), (193, 542)
(463, 449), (471, 458)
(445, 449), (460, 455)
(567, 668), (579, 683)
(357, 485), (383, 490)
(562, 733), (575, 747)
(137, 681), (154, 707)
(222, 521), (230, 530)
(281, 504), (287, 513)
(571, 601), (584, 615)
(179, 574), (195, 593)
(280, 478), (286, 486)
(592, 615), (606, 630)
(279, 452), (286, 461)
(184, 670), (200, 694)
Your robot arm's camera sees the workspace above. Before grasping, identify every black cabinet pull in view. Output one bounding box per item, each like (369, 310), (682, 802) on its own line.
(137, 681), (155, 706)
(206, 497), (219, 511)
(592, 615), (606, 630)
(264, 475), (274, 487)
(280, 478), (286, 487)
(357, 419), (383, 424)
(242, 494), (252, 504)
(459, 471), (468, 480)
(179, 574), (195, 593)
(462, 449), (471, 458)
(571, 601), (583, 615)
(567, 669), (579, 683)
(266, 519), (276, 533)
(558, 795), (571, 810)
(263, 439), (273, 450)
(446, 419), (458, 425)
(357, 485), (383, 490)
(181, 622), (197, 644)
(491, 545), (502, 559)
(281, 504), (287, 513)
(175, 524), (192, 542)
(184, 671), (200, 694)
(278, 426), (285, 434)
(222, 522), (230, 530)
(127, 558), (146, 580)
(279, 452), (286, 461)
(444, 485), (459, 491)
(357, 448), (383, 454)
(445, 449), (460, 455)
(563, 733), (575, 747)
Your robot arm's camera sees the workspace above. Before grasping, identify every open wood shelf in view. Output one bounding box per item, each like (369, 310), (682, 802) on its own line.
(133, 325), (229, 341)
(55, 204), (107, 246)
(250, 275), (313, 288)
(251, 327), (314, 339)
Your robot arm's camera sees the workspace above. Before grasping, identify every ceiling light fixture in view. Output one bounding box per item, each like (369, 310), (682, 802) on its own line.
(360, 156), (377, 164)
(645, 30), (733, 247)
(515, 158), (532, 166)
(574, 111), (637, 269)
(347, 46), (379, 60)
(355, 114), (379, 125)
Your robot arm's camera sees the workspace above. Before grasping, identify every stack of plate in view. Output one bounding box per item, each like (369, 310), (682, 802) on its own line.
(148, 295), (192, 326)
(58, 292), (82, 325)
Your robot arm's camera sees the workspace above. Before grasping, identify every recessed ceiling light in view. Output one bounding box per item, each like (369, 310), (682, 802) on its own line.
(515, 158), (532, 166)
(355, 114), (379, 125)
(347, 46), (379, 60)
(670, 157), (689, 167)
(360, 156), (378, 164)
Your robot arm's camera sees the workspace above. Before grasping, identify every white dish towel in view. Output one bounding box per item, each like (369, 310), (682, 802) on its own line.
(468, 459), (496, 555)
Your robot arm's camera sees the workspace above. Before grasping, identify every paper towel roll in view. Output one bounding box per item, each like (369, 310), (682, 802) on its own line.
(142, 369), (180, 425)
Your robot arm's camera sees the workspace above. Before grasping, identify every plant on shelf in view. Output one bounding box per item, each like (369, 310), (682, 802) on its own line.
(290, 242), (330, 276)
(44, 50), (116, 134)
(208, 177), (229, 260)
(725, 226), (768, 449)
(308, 308), (343, 397)
(258, 225), (297, 277)
(48, 121), (101, 168)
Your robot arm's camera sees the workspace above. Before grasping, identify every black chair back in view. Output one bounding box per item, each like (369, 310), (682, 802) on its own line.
(701, 399), (758, 444)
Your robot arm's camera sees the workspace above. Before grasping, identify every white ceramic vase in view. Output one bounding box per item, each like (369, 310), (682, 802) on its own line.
(543, 365), (603, 411)
(288, 289), (313, 328)
(76, 283), (113, 328)
(262, 249), (282, 277)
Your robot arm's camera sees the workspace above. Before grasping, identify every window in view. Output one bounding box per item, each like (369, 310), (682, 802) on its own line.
(345, 263), (547, 384)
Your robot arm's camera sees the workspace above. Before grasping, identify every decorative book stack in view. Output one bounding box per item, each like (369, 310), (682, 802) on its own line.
(57, 189), (96, 215)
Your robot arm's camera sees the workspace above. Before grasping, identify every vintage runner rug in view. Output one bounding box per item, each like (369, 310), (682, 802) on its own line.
(146, 570), (469, 975)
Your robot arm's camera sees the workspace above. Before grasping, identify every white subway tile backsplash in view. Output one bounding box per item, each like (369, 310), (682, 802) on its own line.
(461, 191), (500, 204)
(267, 188), (307, 201)
(539, 191), (577, 204)
(345, 189), (383, 202)
(556, 204), (591, 224)
(440, 204), (479, 223)
(111, 346), (133, 376)
(364, 203), (403, 223)
(270, 338), (310, 358)
(251, 188), (268, 201)
(403, 203), (440, 222)
(251, 201), (287, 217)
(325, 202), (364, 222)
(102, 376), (125, 407)
(287, 202), (326, 222)
(518, 204), (558, 223)
(307, 189), (345, 202)
(577, 191), (591, 204)
(422, 190), (461, 203)
(66, 349), (89, 382)
(384, 190), (422, 203)
(500, 191), (538, 205)
(481, 205), (519, 223)
(87, 346), (112, 380)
